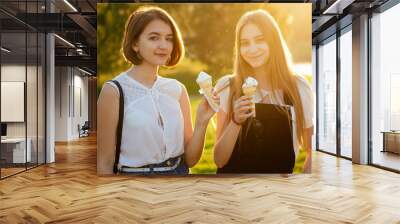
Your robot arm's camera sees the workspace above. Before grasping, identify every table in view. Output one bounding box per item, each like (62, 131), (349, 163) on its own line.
(1, 138), (32, 164)
(381, 131), (400, 154)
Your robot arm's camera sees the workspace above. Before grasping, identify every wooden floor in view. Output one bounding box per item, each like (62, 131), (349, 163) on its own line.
(0, 135), (400, 223)
(1, 167), (26, 178)
(373, 150), (400, 171)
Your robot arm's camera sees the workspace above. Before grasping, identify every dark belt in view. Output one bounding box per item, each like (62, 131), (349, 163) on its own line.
(119, 155), (183, 173)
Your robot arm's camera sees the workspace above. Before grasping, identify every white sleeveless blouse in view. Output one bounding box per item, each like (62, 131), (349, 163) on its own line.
(109, 72), (184, 167)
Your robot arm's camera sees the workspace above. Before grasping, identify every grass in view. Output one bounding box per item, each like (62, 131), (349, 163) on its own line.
(189, 96), (218, 174)
(188, 95), (306, 174)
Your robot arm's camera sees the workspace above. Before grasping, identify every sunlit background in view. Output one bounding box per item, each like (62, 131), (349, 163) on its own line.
(97, 3), (312, 174)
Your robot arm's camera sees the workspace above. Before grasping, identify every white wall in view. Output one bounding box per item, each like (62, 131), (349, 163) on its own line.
(55, 67), (69, 141)
(1, 63), (46, 164)
(54, 67), (89, 141)
(1, 65), (35, 138)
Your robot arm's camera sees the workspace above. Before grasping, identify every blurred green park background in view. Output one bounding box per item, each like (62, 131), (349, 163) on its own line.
(97, 3), (312, 174)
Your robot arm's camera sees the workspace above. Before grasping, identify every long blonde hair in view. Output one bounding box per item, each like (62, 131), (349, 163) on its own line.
(226, 9), (306, 147)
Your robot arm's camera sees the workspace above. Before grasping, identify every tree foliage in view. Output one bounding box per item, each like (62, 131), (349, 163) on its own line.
(97, 3), (311, 92)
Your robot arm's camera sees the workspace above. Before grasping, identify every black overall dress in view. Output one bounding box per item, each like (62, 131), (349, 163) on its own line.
(217, 95), (295, 174)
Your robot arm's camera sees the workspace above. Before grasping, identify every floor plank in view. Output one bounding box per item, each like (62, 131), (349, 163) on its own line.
(0, 135), (399, 223)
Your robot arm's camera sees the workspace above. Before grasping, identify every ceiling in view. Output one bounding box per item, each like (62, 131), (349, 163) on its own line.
(0, 0), (97, 75)
(311, 0), (391, 43)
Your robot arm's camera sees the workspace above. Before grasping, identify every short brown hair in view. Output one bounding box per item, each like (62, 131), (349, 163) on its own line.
(121, 6), (184, 67)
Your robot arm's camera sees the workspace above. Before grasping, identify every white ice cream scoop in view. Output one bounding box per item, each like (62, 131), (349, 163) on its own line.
(196, 71), (219, 112)
(242, 76), (258, 89)
(196, 71), (212, 87)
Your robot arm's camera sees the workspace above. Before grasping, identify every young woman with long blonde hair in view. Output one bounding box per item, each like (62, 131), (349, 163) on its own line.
(214, 9), (314, 173)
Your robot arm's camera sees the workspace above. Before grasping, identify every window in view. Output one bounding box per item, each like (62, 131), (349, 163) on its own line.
(339, 28), (352, 158)
(0, 1), (46, 179)
(371, 3), (400, 171)
(317, 36), (337, 154)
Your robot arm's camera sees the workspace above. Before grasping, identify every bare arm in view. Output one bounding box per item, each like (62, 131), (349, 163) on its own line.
(213, 96), (253, 168)
(213, 110), (241, 168)
(302, 126), (313, 173)
(180, 85), (215, 167)
(97, 83), (119, 175)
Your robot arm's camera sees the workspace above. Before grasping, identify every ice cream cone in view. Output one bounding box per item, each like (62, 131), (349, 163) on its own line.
(242, 77), (258, 117)
(242, 86), (257, 96)
(196, 71), (219, 112)
(198, 80), (212, 90)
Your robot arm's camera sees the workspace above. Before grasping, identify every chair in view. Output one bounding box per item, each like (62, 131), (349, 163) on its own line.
(78, 121), (90, 138)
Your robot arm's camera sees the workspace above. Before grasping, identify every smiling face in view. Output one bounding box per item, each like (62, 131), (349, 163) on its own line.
(239, 23), (270, 69)
(132, 19), (174, 67)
